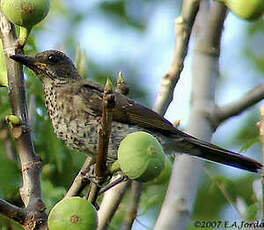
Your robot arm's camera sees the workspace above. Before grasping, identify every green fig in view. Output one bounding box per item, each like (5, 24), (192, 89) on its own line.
(146, 155), (172, 185)
(118, 131), (166, 182)
(1, 0), (50, 45)
(48, 197), (97, 230)
(216, 0), (264, 20)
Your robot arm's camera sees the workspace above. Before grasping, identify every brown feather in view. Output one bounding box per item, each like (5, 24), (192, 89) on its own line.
(77, 80), (189, 136)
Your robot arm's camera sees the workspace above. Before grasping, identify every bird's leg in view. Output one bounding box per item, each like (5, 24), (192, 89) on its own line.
(99, 174), (129, 195)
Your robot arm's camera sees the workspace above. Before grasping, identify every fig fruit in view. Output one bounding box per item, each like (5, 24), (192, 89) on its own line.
(147, 155), (172, 185)
(1, 0), (50, 28)
(48, 197), (97, 230)
(118, 131), (166, 182)
(1, 0), (50, 45)
(216, 0), (264, 20)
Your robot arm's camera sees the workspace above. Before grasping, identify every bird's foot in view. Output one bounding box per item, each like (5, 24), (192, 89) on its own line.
(99, 174), (128, 194)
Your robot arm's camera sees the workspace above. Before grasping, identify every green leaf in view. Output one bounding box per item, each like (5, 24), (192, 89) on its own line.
(243, 203), (259, 220)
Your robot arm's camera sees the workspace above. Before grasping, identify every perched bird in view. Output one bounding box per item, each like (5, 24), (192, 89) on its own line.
(10, 50), (262, 173)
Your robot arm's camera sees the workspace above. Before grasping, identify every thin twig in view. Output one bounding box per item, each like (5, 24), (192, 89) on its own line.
(88, 78), (115, 204)
(96, 74), (130, 229)
(95, 78), (115, 177)
(203, 167), (242, 218)
(0, 10), (46, 229)
(87, 183), (100, 206)
(213, 84), (264, 127)
(152, 0), (200, 115)
(97, 178), (131, 230)
(116, 72), (129, 96)
(65, 156), (94, 198)
(120, 181), (143, 230)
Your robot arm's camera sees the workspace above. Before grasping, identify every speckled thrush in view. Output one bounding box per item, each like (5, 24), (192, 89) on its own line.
(10, 50), (262, 173)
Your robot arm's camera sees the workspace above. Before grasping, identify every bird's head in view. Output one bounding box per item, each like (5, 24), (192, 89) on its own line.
(10, 50), (82, 84)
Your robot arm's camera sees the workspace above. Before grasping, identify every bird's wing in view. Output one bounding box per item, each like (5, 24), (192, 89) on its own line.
(76, 80), (189, 137)
(72, 81), (263, 173)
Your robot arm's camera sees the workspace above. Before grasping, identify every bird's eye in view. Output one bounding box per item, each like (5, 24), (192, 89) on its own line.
(48, 54), (58, 63)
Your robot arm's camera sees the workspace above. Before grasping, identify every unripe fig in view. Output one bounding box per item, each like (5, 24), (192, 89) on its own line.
(216, 0), (264, 20)
(147, 155), (172, 185)
(1, 0), (50, 45)
(1, 0), (50, 28)
(48, 197), (97, 230)
(118, 131), (165, 182)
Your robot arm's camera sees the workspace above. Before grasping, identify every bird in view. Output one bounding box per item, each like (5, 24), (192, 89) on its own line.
(10, 50), (262, 173)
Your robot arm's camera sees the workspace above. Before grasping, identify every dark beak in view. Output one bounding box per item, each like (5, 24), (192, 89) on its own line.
(10, 54), (36, 69)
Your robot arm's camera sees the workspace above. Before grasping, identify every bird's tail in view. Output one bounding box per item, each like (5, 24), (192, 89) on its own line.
(175, 136), (262, 173)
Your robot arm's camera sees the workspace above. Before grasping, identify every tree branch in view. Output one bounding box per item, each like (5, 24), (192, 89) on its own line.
(134, 2), (202, 228)
(203, 168), (242, 218)
(120, 182), (143, 230)
(116, 72), (129, 96)
(154, 2), (227, 229)
(212, 84), (264, 126)
(65, 156), (94, 198)
(88, 79), (115, 205)
(0, 10), (46, 229)
(97, 178), (130, 230)
(95, 79), (115, 178)
(152, 0), (200, 115)
(0, 199), (26, 224)
(96, 74), (130, 229)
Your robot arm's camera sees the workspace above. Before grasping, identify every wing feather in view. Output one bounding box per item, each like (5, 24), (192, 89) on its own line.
(75, 80), (188, 136)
